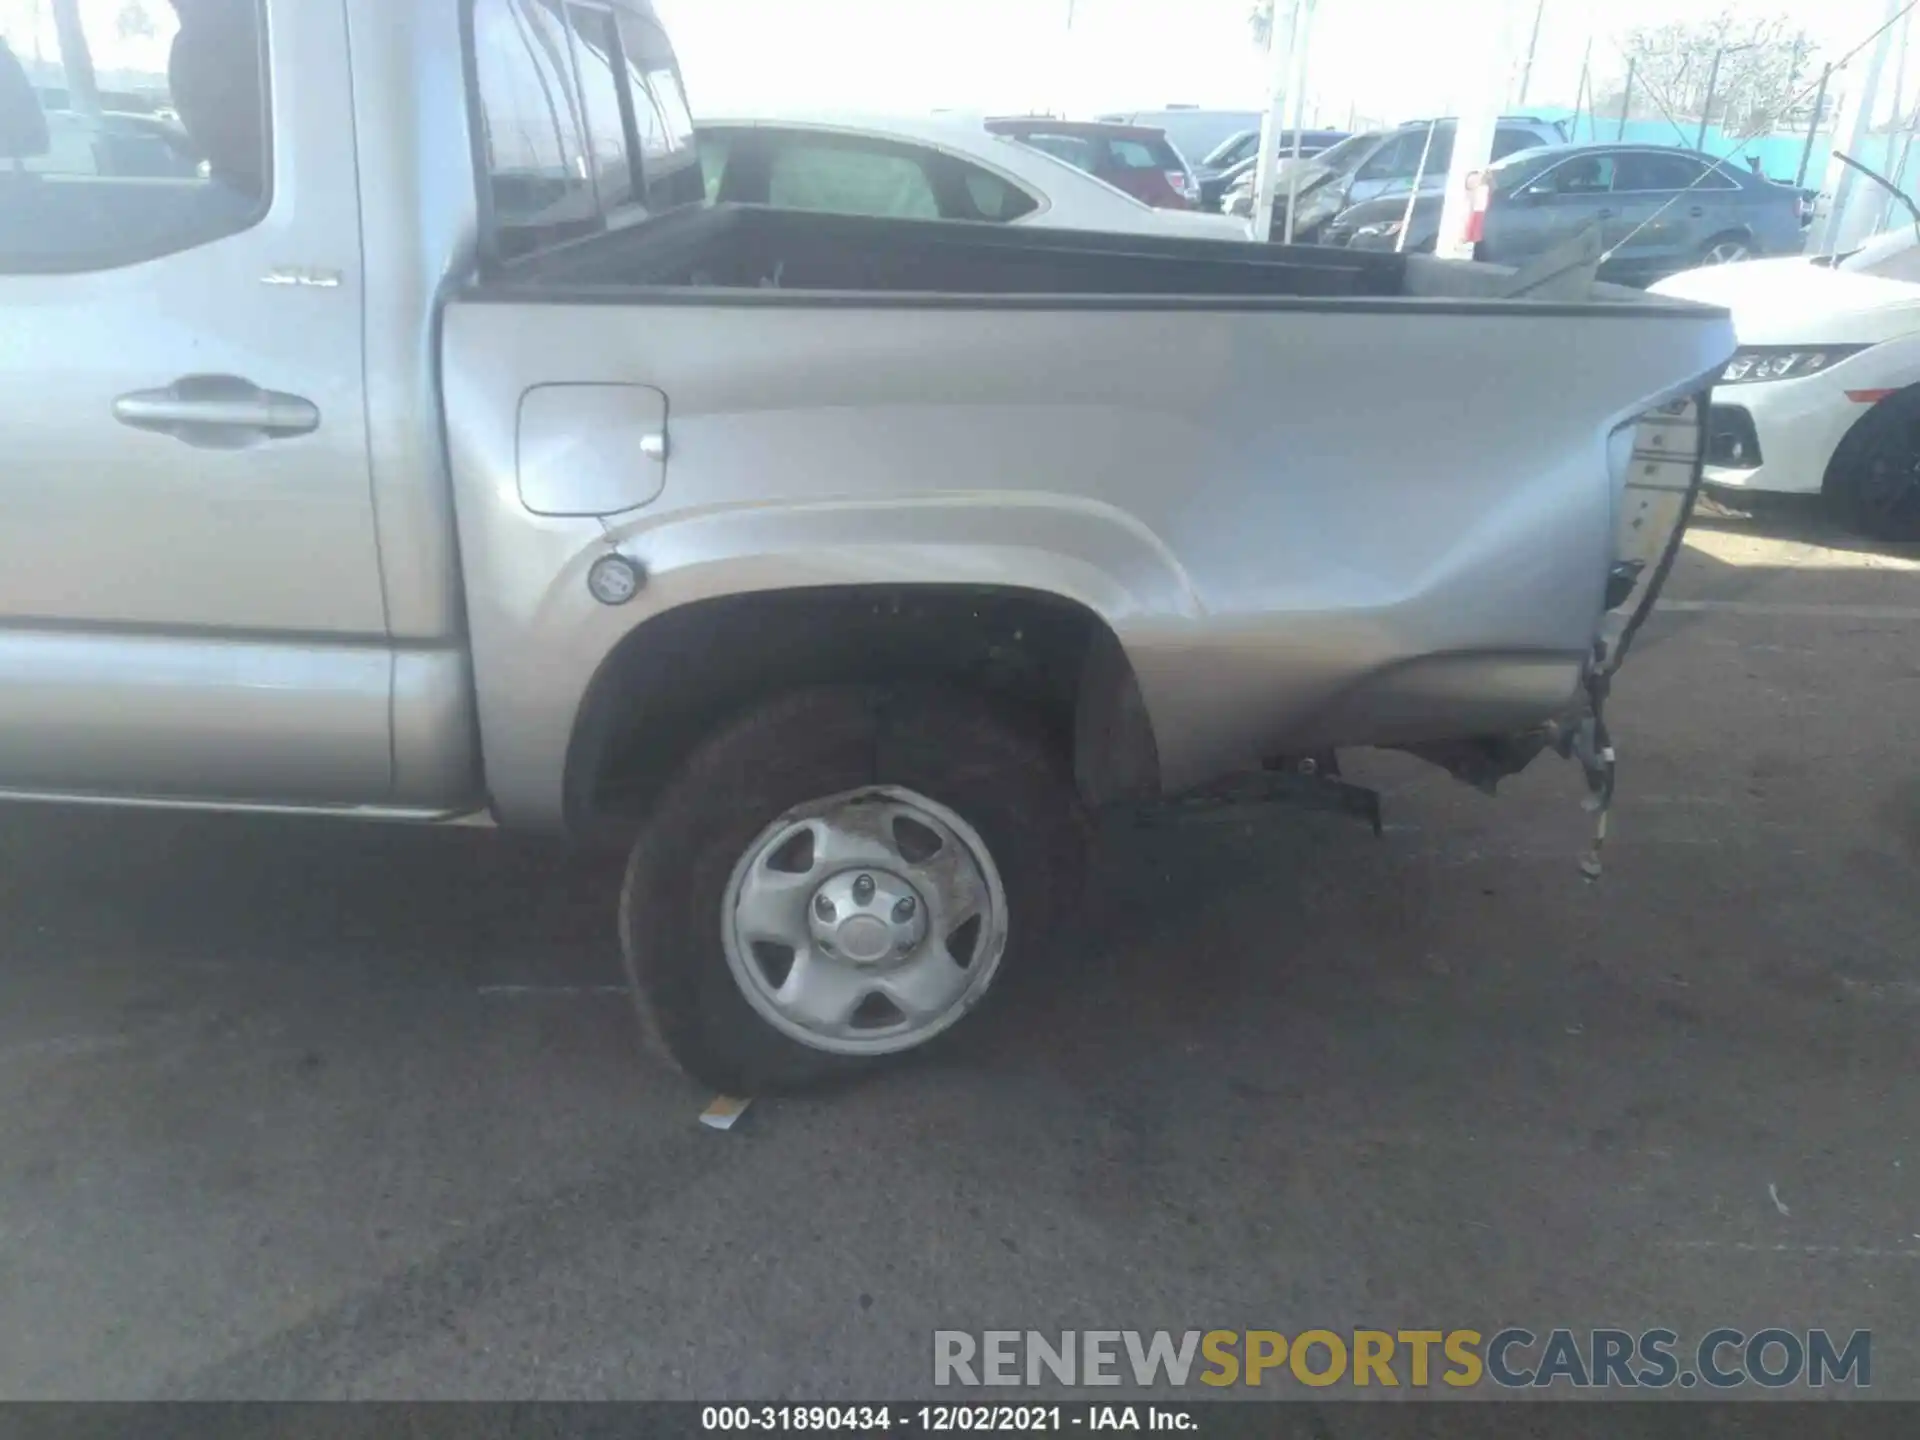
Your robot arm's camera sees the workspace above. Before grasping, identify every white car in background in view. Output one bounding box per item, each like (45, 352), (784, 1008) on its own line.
(1652, 226), (1920, 541)
(695, 114), (1249, 242)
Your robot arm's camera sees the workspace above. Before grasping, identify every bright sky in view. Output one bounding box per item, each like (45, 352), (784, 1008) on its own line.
(655, 0), (1897, 124)
(0, 0), (1903, 127)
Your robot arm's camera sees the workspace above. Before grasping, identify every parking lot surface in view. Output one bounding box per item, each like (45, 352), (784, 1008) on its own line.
(1, 500), (1916, 1400)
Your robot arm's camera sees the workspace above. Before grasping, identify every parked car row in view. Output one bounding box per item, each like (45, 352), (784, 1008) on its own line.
(1655, 225), (1920, 541)
(1194, 127), (1351, 209)
(1322, 143), (1806, 287)
(982, 117), (1201, 209)
(694, 114), (1244, 239)
(1093, 106), (1262, 171)
(1220, 115), (1568, 240)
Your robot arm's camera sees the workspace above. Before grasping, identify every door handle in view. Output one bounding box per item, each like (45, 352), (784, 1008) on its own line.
(1689, 205), (1705, 218)
(113, 374), (319, 449)
(1597, 207), (1614, 219)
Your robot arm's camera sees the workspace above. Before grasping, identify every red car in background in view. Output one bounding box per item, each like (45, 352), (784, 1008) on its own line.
(983, 118), (1198, 209)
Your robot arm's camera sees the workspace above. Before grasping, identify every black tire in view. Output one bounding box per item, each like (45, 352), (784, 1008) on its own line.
(617, 685), (1086, 1095)
(1698, 230), (1756, 265)
(1825, 389), (1920, 542)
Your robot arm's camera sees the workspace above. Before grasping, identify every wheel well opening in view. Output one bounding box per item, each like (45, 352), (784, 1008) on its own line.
(564, 586), (1158, 841)
(1823, 381), (1920, 495)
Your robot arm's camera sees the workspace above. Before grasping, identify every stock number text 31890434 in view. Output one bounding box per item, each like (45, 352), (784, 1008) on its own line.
(701, 1405), (1074, 1432)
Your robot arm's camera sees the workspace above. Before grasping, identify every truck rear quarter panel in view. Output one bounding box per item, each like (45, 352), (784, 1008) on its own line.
(441, 290), (1730, 828)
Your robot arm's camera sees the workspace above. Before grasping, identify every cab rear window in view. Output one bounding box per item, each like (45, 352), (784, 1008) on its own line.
(468, 0), (700, 264)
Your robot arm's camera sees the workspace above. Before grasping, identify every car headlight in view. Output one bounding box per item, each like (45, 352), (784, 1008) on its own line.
(1352, 219), (1403, 239)
(1719, 345), (1869, 384)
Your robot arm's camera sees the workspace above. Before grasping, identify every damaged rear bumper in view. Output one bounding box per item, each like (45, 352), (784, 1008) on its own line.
(1399, 389), (1710, 871)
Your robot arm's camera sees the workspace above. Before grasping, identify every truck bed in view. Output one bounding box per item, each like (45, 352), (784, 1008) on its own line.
(444, 204), (1733, 825)
(481, 203), (1677, 310)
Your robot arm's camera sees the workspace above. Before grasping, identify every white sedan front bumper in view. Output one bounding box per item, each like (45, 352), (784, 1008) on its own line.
(1703, 368), (1878, 495)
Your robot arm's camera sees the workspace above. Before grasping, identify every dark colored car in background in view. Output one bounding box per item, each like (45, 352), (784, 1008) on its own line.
(1094, 107), (1260, 170)
(1221, 116), (1565, 240)
(1322, 143), (1807, 285)
(985, 117), (1198, 209)
(1195, 127), (1349, 209)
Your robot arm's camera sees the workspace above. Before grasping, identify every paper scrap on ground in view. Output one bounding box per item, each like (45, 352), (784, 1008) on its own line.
(700, 1095), (753, 1131)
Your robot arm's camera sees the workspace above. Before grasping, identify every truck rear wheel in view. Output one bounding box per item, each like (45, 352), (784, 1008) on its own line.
(617, 686), (1085, 1094)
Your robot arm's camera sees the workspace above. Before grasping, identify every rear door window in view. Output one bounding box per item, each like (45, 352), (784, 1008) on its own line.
(0, 1), (273, 274)
(1613, 152), (1702, 192)
(764, 138), (941, 219)
(1532, 153), (1615, 194)
(956, 164), (1039, 221)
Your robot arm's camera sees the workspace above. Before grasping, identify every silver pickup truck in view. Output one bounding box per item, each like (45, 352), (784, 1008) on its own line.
(0, 0), (1732, 1092)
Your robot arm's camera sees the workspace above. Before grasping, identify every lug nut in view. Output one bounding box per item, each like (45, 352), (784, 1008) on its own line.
(892, 896), (917, 922)
(852, 874), (876, 904)
(814, 894), (836, 922)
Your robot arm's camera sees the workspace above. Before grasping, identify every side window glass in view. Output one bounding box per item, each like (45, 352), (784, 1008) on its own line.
(0, 0), (271, 274)
(957, 164), (1039, 222)
(699, 131), (730, 203)
(765, 141), (940, 219)
(1020, 132), (1098, 173)
(565, 3), (636, 211)
(1537, 155), (1614, 194)
(1614, 153), (1694, 191)
(472, 0), (597, 257)
(614, 10), (699, 208)
(1356, 131), (1421, 181)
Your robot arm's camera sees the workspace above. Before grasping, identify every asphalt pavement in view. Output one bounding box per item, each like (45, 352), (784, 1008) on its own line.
(1, 498), (1916, 1401)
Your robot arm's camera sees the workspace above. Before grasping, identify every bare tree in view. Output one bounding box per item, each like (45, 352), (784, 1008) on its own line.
(1249, 0), (1275, 50)
(1621, 10), (1814, 134)
(116, 1), (157, 41)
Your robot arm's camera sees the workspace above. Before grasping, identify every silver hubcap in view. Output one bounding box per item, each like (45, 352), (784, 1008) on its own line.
(721, 786), (1007, 1056)
(1706, 240), (1749, 264)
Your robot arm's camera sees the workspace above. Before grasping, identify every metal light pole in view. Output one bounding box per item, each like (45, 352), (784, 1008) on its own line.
(1816, 0), (1905, 255)
(1571, 36), (1593, 140)
(1516, 0), (1548, 106)
(1279, 0), (1315, 242)
(48, 0), (99, 114)
(1696, 43), (1755, 151)
(1249, 0), (1296, 243)
(1796, 63), (1832, 186)
(1617, 56), (1636, 140)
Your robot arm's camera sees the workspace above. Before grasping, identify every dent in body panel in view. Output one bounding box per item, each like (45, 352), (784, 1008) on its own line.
(0, 631), (391, 802)
(441, 295), (1735, 822)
